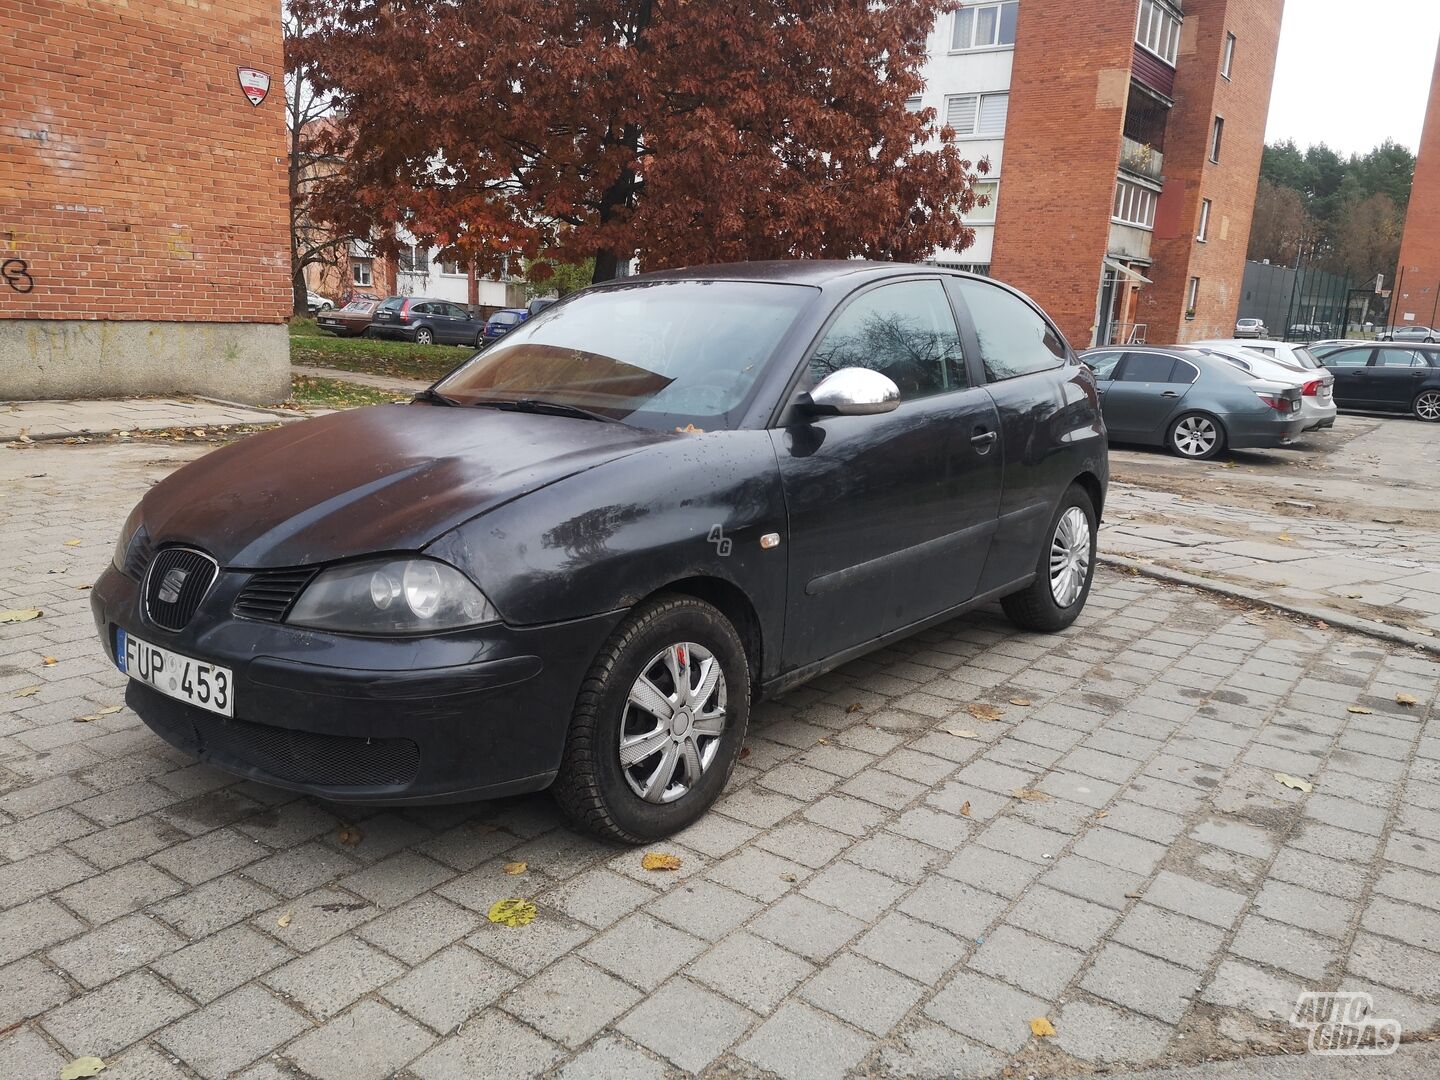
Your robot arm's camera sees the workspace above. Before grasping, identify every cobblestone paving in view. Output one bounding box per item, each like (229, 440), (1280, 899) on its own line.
(3, 441), (1440, 1079)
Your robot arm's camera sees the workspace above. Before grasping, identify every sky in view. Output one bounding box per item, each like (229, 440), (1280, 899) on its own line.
(1265, 0), (1439, 156)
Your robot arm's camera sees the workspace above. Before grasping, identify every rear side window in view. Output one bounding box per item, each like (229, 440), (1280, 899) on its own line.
(1118, 353), (1179, 382)
(1324, 348), (1372, 368)
(1289, 347), (1322, 370)
(810, 279), (967, 400)
(955, 279), (1066, 381)
(1378, 349), (1427, 368)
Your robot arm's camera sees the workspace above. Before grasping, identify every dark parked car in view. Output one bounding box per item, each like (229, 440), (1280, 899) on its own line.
(315, 298), (380, 338)
(94, 262), (1107, 841)
(482, 307), (530, 344)
(1079, 346), (1305, 459)
(1310, 343), (1440, 421)
(371, 297), (487, 346)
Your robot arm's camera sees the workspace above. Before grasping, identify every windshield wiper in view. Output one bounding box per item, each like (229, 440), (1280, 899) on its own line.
(412, 387), (460, 407)
(474, 398), (621, 424)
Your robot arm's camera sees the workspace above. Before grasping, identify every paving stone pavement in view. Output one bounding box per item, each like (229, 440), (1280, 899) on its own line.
(3, 440), (1440, 1080)
(1104, 483), (1440, 635)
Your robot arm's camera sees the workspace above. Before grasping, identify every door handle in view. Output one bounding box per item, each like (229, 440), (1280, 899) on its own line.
(1160, 390), (1179, 398)
(971, 429), (998, 449)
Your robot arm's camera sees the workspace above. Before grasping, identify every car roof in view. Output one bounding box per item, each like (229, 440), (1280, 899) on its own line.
(1079, 345), (1212, 360)
(622, 259), (977, 287)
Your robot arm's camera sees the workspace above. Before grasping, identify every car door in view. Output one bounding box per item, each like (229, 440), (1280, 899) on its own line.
(772, 277), (1003, 670)
(1101, 353), (1193, 441)
(1082, 351), (1123, 403)
(1369, 348), (1430, 408)
(1322, 347), (1375, 405)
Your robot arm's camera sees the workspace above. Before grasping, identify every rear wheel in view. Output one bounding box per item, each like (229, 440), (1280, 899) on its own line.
(414, 327), (435, 346)
(1414, 390), (1440, 422)
(552, 595), (750, 843)
(1168, 412), (1225, 460)
(1000, 485), (1097, 633)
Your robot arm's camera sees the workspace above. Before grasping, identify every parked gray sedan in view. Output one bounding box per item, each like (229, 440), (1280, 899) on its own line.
(1080, 346), (1306, 460)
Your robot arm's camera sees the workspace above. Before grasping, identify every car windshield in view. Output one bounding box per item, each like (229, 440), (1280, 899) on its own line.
(343, 300), (375, 312)
(437, 279), (816, 430)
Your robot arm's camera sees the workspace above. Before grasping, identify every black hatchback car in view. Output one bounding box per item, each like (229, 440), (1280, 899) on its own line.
(1309, 342), (1440, 421)
(93, 262), (1108, 841)
(370, 296), (487, 347)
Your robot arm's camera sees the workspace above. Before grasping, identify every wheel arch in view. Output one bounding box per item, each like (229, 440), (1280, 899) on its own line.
(640, 575), (764, 689)
(1071, 470), (1105, 520)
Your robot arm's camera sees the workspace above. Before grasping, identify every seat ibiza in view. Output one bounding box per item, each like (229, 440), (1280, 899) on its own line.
(93, 262), (1108, 841)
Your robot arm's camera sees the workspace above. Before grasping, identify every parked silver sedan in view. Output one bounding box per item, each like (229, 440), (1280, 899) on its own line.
(1196, 344), (1336, 431)
(1080, 346), (1306, 460)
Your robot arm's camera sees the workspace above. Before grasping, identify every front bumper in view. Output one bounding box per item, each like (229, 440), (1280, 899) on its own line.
(91, 563), (623, 803)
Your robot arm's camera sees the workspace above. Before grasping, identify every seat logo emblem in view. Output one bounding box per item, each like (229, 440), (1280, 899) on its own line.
(157, 567), (188, 604)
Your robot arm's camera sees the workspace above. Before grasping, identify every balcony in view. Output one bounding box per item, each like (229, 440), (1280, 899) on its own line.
(1120, 137), (1164, 183)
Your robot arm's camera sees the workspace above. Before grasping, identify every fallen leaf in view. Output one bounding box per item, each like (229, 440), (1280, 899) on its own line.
(317, 901), (368, 913)
(191, 429), (206, 437)
(1094, 810), (1109, 819)
(1316, 620), (1329, 630)
(944, 728), (980, 739)
(673, 423), (704, 434)
(61, 1059), (107, 1080)
(739, 746), (751, 761)
(966, 703), (1005, 722)
(43, 656), (58, 666)
(73, 714), (100, 724)
(846, 703), (863, 713)
(780, 873), (798, 883)
(1274, 772), (1314, 793)
(1009, 698), (1033, 707)
(1347, 705), (1373, 715)
(16, 685), (41, 697)
(1124, 891), (1144, 899)
(337, 826), (363, 847)
(816, 737), (829, 744)
(0, 608), (42, 623)
(503, 861), (528, 875)
(276, 912), (293, 928)
(641, 853), (682, 871)
(960, 800), (972, 818)
(64, 539), (82, 547)
(487, 898), (538, 927)
(1011, 789), (1051, 803)
(98, 705), (123, 715)
(1396, 693), (1419, 707)
(1030, 1017), (1056, 1038)
(75, 584), (92, 590)
(1278, 534), (1294, 543)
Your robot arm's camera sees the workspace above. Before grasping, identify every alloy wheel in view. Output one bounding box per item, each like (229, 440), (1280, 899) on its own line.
(618, 643), (727, 804)
(1049, 506), (1092, 608)
(416, 328), (434, 345)
(1417, 391), (1440, 422)
(1172, 415), (1218, 457)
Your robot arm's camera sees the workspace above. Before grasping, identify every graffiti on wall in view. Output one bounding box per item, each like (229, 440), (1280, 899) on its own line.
(2, 258), (34, 294)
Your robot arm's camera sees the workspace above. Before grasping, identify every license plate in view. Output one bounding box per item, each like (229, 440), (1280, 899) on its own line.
(1290, 399), (1301, 412)
(117, 629), (233, 717)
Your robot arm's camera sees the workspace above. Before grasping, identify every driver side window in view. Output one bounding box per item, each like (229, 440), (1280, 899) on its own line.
(809, 280), (967, 400)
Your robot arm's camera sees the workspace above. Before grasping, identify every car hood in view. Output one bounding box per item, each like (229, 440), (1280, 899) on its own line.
(136, 404), (669, 568)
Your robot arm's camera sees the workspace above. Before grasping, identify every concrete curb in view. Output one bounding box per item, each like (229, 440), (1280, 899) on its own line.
(1098, 553), (1440, 656)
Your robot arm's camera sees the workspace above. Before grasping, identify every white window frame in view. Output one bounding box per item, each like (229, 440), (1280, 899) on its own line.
(1197, 198), (1212, 242)
(1222, 32), (1236, 79)
(351, 259), (373, 287)
(945, 92), (1010, 138)
(1187, 276), (1201, 313)
(951, 1), (1019, 52)
(1210, 116), (1225, 163)
(904, 95), (923, 113)
(968, 179), (1001, 223)
(1136, 0), (1181, 65)
(1112, 178), (1158, 231)
(439, 259), (465, 276)
(398, 242), (430, 275)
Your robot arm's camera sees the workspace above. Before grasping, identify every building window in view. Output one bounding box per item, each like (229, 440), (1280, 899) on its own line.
(398, 243), (430, 274)
(1197, 198), (1212, 242)
(926, 261), (991, 276)
(1222, 32), (1236, 79)
(904, 96), (923, 113)
(352, 259), (373, 287)
(1136, 0), (1181, 65)
(967, 180), (1000, 223)
(440, 259), (464, 276)
(1187, 276), (1201, 315)
(1210, 116), (1225, 162)
(952, 1), (1019, 51)
(945, 92), (1010, 138)
(1113, 178), (1158, 230)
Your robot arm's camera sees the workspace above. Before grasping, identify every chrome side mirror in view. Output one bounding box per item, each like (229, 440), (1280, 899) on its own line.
(802, 367), (901, 416)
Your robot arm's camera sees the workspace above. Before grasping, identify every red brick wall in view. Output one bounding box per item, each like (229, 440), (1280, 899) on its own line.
(1395, 43), (1440, 324)
(990, 0), (1139, 347)
(1143, 0), (1283, 343)
(0, 0), (289, 324)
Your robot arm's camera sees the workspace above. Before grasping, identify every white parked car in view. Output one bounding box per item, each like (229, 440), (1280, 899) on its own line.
(1234, 318), (1267, 338)
(306, 291), (335, 313)
(1194, 341), (1336, 431)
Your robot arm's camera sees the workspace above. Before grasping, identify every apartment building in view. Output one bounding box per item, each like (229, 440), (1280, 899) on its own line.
(915, 0), (1283, 348)
(1394, 41), (1440, 331)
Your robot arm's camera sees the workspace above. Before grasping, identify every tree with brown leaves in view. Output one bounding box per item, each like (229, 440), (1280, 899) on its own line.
(290, 0), (986, 284)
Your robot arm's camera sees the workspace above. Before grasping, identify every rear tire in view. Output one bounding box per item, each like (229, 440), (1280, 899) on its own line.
(552, 595), (751, 843)
(1168, 411), (1226, 460)
(1414, 389), (1440, 422)
(1000, 485), (1097, 633)
(414, 327), (435, 346)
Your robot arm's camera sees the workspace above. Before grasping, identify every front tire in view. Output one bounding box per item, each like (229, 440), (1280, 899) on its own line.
(414, 327), (435, 346)
(1168, 412), (1225, 460)
(552, 595), (751, 843)
(1000, 485), (1097, 633)
(1415, 389), (1440, 422)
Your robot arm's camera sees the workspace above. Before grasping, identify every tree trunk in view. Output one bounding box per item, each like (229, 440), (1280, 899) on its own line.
(592, 249), (620, 283)
(292, 273), (311, 318)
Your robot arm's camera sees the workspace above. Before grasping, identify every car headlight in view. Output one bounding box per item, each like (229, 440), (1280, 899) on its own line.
(287, 557), (499, 634)
(113, 505), (145, 574)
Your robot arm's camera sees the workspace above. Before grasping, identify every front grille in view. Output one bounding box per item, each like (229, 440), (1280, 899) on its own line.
(233, 567), (319, 622)
(121, 527), (154, 580)
(191, 708), (419, 787)
(143, 547), (218, 631)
